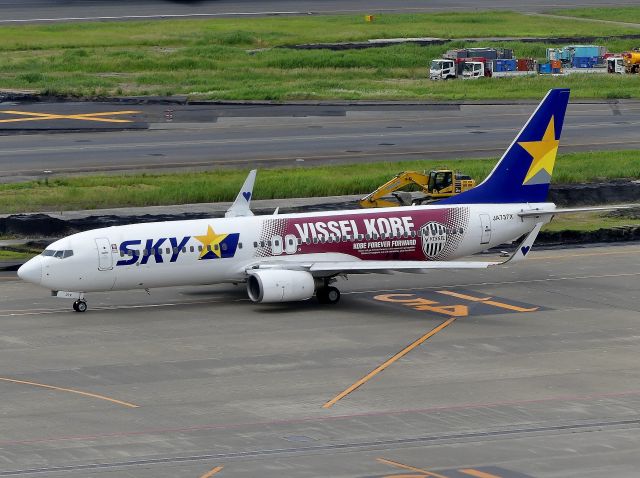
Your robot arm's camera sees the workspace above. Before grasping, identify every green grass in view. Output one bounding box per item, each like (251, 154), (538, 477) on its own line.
(0, 248), (39, 260)
(542, 211), (640, 232)
(552, 7), (640, 23)
(1, 150), (638, 214)
(0, 12), (639, 99)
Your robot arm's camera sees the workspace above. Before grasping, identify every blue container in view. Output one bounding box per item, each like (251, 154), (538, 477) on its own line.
(574, 46), (600, 57)
(572, 56), (598, 68)
(505, 59), (517, 71)
(539, 63), (552, 74)
(552, 68), (562, 74)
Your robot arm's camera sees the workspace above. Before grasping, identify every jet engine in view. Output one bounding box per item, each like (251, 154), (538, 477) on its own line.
(247, 270), (315, 303)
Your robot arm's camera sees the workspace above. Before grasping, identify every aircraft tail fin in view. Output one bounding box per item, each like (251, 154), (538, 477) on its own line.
(439, 88), (570, 205)
(225, 169), (256, 218)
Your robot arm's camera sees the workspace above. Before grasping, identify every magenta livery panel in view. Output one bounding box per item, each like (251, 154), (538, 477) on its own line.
(254, 207), (470, 261)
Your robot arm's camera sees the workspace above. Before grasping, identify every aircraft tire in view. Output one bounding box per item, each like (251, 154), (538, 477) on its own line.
(326, 287), (340, 304)
(75, 300), (87, 313)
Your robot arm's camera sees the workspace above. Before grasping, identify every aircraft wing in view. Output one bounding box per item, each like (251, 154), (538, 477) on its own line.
(246, 223), (543, 275)
(249, 259), (501, 275)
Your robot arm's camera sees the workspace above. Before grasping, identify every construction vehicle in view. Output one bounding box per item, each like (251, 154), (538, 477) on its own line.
(359, 169), (476, 208)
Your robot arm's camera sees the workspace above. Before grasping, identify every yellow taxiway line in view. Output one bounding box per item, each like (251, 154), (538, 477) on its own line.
(0, 110), (141, 124)
(199, 465), (224, 478)
(323, 318), (457, 409)
(458, 469), (502, 478)
(0, 377), (139, 408)
(377, 457), (449, 477)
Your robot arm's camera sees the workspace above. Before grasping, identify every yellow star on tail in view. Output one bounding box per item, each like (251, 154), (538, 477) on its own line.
(519, 116), (559, 185)
(194, 225), (228, 258)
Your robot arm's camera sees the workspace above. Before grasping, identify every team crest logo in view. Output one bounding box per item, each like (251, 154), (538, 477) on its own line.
(420, 222), (447, 259)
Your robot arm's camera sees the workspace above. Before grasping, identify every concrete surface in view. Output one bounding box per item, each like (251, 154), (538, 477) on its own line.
(0, 243), (639, 476)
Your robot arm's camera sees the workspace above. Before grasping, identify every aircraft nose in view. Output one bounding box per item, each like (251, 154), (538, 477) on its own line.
(17, 256), (42, 285)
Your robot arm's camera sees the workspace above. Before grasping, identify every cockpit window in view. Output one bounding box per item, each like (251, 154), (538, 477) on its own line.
(42, 249), (74, 259)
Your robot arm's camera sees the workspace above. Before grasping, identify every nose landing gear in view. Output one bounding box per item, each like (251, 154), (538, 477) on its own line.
(72, 299), (87, 313)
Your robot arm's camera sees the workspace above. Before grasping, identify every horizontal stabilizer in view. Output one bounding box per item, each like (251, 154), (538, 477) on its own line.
(519, 204), (639, 217)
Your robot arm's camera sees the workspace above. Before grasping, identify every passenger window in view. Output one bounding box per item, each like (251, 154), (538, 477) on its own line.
(207, 245), (212, 251)
(253, 241), (258, 248)
(190, 246), (194, 253)
(238, 243), (243, 249)
(182, 247), (186, 253)
(167, 248), (172, 254)
(198, 245), (203, 252)
(215, 244), (220, 251)
(120, 251), (124, 258)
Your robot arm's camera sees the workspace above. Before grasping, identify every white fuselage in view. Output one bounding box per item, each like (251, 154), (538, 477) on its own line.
(26, 202), (551, 294)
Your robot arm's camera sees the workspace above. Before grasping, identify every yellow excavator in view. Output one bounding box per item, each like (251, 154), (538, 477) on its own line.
(359, 169), (476, 208)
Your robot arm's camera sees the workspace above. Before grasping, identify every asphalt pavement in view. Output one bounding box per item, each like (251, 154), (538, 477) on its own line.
(1, 0), (639, 23)
(1, 244), (639, 477)
(1, 100), (638, 182)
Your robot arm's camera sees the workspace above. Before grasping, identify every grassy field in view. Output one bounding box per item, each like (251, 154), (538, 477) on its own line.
(552, 6), (640, 23)
(542, 211), (640, 232)
(0, 11), (639, 100)
(1, 150), (638, 214)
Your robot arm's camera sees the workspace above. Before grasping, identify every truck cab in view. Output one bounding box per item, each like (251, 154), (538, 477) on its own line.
(429, 59), (456, 80)
(462, 61), (486, 79)
(607, 57), (625, 74)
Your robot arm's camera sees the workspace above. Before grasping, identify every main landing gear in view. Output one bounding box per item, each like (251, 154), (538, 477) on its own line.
(316, 278), (341, 305)
(72, 299), (87, 313)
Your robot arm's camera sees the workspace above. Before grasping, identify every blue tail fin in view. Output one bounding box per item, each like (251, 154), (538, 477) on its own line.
(439, 88), (570, 204)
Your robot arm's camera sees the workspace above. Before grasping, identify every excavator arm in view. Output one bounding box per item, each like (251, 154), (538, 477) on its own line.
(359, 171), (431, 208)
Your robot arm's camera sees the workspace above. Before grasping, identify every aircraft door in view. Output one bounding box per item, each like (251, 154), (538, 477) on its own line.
(95, 237), (113, 271)
(479, 214), (491, 244)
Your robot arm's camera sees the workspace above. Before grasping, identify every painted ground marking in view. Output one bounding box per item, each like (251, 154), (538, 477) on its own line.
(0, 110), (141, 124)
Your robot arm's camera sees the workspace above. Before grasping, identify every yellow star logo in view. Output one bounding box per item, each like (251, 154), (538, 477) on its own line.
(519, 116), (560, 185)
(194, 225), (228, 259)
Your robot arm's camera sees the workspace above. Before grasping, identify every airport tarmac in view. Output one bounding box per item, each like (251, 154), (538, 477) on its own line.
(2, 0), (638, 24)
(1, 101), (640, 182)
(1, 243), (639, 477)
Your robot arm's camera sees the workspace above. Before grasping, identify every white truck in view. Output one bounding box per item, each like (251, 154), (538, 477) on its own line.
(462, 61), (487, 79)
(429, 59), (487, 80)
(607, 56), (625, 74)
(429, 59), (458, 80)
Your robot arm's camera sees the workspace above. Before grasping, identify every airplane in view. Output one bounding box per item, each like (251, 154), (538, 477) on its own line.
(16, 88), (627, 312)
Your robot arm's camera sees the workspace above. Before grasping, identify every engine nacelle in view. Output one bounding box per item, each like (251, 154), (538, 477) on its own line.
(246, 270), (315, 303)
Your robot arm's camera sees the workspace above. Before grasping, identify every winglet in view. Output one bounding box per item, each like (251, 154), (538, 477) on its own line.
(501, 222), (544, 264)
(225, 169), (256, 218)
